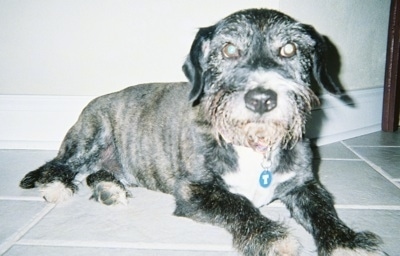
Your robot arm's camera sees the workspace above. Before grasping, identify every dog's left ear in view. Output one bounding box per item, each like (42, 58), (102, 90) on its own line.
(183, 26), (215, 104)
(303, 25), (343, 95)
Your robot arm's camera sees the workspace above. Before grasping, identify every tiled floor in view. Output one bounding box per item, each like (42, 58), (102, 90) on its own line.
(0, 131), (399, 255)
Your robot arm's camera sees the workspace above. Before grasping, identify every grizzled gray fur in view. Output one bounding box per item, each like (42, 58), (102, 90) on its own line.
(20, 9), (387, 256)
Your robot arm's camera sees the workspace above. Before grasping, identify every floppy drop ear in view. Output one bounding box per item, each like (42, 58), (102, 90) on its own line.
(183, 26), (215, 103)
(304, 25), (343, 95)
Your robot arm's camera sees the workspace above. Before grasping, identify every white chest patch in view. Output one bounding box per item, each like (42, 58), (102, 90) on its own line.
(222, 145), (295, 208)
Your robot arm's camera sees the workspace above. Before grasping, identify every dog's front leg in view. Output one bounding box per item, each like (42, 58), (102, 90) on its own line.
(173, 179), (301, 256)
(280, 180), (386, 255)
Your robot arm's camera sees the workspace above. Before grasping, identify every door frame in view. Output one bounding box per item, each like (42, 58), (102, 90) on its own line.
(382, 0), (400, 132)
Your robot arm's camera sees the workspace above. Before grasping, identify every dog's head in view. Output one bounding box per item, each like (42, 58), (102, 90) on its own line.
(183, 9), (341, 151)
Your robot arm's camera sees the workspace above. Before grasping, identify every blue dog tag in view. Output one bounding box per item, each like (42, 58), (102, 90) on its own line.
(259, 170), (272, 188)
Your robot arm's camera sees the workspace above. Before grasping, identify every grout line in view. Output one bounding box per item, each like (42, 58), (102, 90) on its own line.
(15, 239), (235, 252)
(341, 141), (400, 190)
(334, 204), (400, 211)
(317, 158), (363, 161)
(0, 203), (55, 255)
(0, 196), (45, 202)
(348, 145), (400, 148)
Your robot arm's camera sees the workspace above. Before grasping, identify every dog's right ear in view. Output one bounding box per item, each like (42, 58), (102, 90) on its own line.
(183, 26), (215, 104)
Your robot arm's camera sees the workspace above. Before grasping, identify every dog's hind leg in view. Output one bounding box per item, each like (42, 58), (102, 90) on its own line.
(20, 101), (118, 203)
(19, 160), (79, 203)
(86, 170), (131, 205)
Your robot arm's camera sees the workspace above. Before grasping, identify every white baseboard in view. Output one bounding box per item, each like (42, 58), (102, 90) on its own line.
(0, 88), (383, 149)
(306, 88), (383, 145)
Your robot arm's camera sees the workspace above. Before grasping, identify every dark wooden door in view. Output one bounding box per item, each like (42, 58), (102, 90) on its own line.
(382, 0), (400, 132)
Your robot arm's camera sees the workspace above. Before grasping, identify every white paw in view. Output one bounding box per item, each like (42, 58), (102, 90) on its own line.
(91, 181), (128, 206)
(267, 235), (301, 256)
(40, 181), (73, 203)
(331, 248), (387, 256)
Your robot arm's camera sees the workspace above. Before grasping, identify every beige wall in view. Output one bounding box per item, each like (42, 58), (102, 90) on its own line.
(0, 0), (390, 96)
(280, 0), (391, 91)
(0, 0), (276, 96)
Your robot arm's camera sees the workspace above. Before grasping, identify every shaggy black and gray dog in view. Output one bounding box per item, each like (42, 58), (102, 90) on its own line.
(20, 8), (386, 256)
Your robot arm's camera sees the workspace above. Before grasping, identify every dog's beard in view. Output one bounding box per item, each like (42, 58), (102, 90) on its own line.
(206, 87), (318, 152)
(214, 116), (304, 152)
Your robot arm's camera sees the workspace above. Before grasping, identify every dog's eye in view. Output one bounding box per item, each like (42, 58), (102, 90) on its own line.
(222, 43), (240, 58)
(280, 43), (297, 58)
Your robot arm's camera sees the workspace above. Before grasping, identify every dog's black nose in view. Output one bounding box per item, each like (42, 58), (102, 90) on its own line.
(244, 88), (277, 114)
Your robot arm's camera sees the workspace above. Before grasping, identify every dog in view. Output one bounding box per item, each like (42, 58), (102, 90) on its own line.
(20, 8), (387, 256)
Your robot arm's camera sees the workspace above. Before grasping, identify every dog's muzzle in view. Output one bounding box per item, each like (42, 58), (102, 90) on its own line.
(244, 87), (277, 114)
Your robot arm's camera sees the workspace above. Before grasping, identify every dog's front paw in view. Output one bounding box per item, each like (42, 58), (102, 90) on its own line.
(90, 181), (128, 205)
(329, 231), (387, 256)
(40, 181), (74, 203)
(266, 234), (301, 256)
